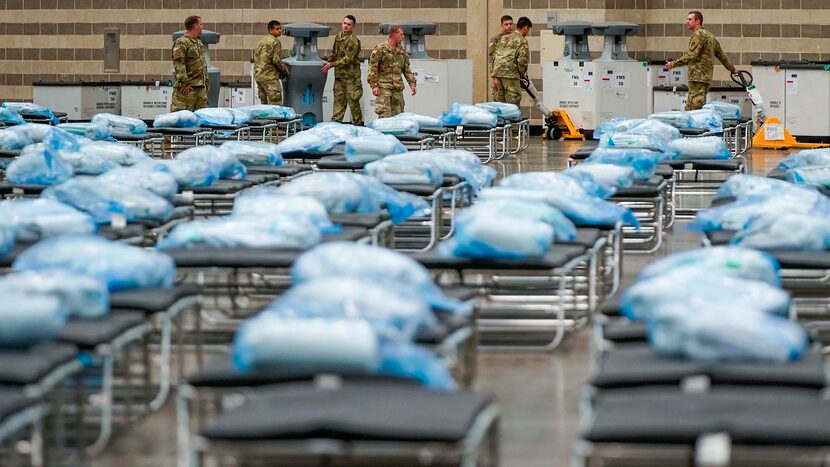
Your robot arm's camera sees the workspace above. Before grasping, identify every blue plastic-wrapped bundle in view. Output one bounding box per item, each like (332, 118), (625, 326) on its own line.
(594, 118), (646, 140)
(291, 242), (469, 314)
(0, 198), (95, 241)
(311, 122), (358, 143)
(42, 148), (117, 175)
(15, 123), (52, 142)
(0, 227), (13, 257)
(276, 130), (340, 154)
(233, 191), (336, 232)
(649, 302), (807, 363)
(439, 103), (498, 127)
(5, 148), (74, 186)
(0, 270), (108, 318)
(99, 165), (179, 200)
(449, 208), (554, 259)
(175, 146), (246, 180)
(368, 117), (419, 136)
(265, 277), (437, 342)
(688, 194), (830, 233)
(237, 104), (296, 120)
(777, 148), (830, 170)
(1, 102), (59, 125)
(638, 246), (780, 286)
(152, 110), (201, 128)
(14, 235), (175, 291)
(479, 186), (640, 228)
(352, 126), (384, 137)
(0, 107), (25, 125)
(364, 156), (444, 185)
(219, 141), (282, 166)
(91, 113), (148, 134)
(195, 107), (252, 126)
(732, 212), (830, 251)
(344, 135), (407, 162)
(0, 126), (33, 150)
(377, 343), (455, 390)
(157, 215), (322, 250)
(391, 112), (443, 129)
(57, 122), (112, 141)
(44, 127), (84, 151)
(627, 119), (682, 143)
(0, 294), (67, 348)
(43, 176), (174, 223)
(717, 174), (820, 200)
(584, 147), (667, 180)
(79, 141), (151, 166)
(621, 269), (791, 322)
(688, 108), (724, 132)
(703, 101), (742, 120)
(499, 171), (615, 199)
(463, 198), (576, 242)
(648, 110), (694, 129)
(787, 165), (830, 189)
(668, 135), (731, 160)
(475, 102), (522, 121)
(600, 132), (670, 153)
(141, 160), (218, 188)
(384, 149), (496, 193)
(565, 163), (636, 188)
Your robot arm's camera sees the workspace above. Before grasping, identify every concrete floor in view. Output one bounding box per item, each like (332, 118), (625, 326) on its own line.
(91, 138), (789, 467)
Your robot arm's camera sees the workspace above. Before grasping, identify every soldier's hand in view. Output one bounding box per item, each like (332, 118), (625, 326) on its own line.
(666, 61), (674, 70)
(411, 85), (417, 96)
(491, 78), (499, 89)
(732, 68), (740, 76)
(321, 62), (332, 73)
(372, 87), (380, 97)
(180, 85), (192, 96)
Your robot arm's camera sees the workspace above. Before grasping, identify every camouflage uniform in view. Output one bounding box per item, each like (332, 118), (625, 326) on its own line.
(254, 35), (290, 105)
(672, 27), (735, 111)
(491, 31), (529, 107)
(488, 31), (506, 96)
(171, 34), (208, 112)
(330, 31), (364, 125)
(368, 42), (416, 118)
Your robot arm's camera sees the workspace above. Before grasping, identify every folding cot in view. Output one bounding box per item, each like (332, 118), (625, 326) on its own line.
(17, 111), (68, 125)
(0, 388), (46, 467)
(247, 116), (302, 143)
(184, 174), (280, 218)
(149, 127), (214, 158)
(394, 132), (436, 151)
(200, 123), (252, 144)
(109, 131), (165, 158)
(420, 126), (459, 149)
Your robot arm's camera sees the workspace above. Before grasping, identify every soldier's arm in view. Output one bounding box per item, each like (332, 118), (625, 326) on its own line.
(402, 52), (417, 89)
(516, 39), (529, 78)
(172, 43), (190, 87)
(714, 39), (736, 73)
(488, 36), (498, 72)
(272, 43), (290, 77)
(367, 47), (380, 88)
(672, 31), (703, 67)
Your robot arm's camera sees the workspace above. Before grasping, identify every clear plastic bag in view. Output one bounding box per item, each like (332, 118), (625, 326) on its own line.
(5, 148), (74, 186)
(777, 148), (830, 170)
(27, 147), (117, 175)
(668, 136), (731, 160)
(309, 122), (358, 142)
(57, 122), (112, 141)
(345, 135), (407, 162)
(44, 127), (84, 151)
(264, 277), (437, 342)
(703, 101), (742, 120)
(717, 174), (821, 200)
(688, 108), (724, 132)
(368, 117), (419, 136)
(439, 102), (498, 127)
(0, 126), (33, 150)
(14, 123), (52, 143)
(600, 132), (669, 153)
(499, 171), (615, 199)
(364, 157), (444, 185)
(175, 146), (246, 180)
(43, 176), (174, 223)
(276, 130), (340, 154)
(391, 112), (443, 129)
(787, 165), (830, 189)
(233, 190), (336, 232)
(0, 108), (26, 125)
(14, 234), (176, 291)
(732, 212), (830, 251)
(475, 102), (522, 121)
(649, 302), (807, 363)
(80, 141), (151, 166)
(195, 107), (252, 126)
(462, 199), (576, 242)
(0, 198), (95, 241)
(584, 147), (667, 180)
(688, 194), (830, 233)
(157, 215), (321, 250)
(143, 159), (218, 188)
(594, 118), (646, 140)
(91, 113), (148, 134)
(219, 141), (283, 166)
(565, 163), (635, 188)
(648, 110), (694, 129)
(378, 342), (455, 390)
(375, 150), (496, 193)
(449, 209), (554, 259)
(352, 126), (384, 137)
(0, 270), (108, 318)
(291, 242), (469, 314)
(99, 165), (179, 200)
(237, 104), (296, 120)
(638, 246), (781, 286)
(0, 294), (67, 348)
(152, 110), (201, 128)
(0, 227), (14, 257)
(2, 102), (59, 125)
(628, 119), (682, 143)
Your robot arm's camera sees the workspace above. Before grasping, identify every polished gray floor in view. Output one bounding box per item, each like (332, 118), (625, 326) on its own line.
(92, 138), (786, 467)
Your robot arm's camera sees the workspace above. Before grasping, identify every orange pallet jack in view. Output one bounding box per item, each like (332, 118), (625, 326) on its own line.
(520, 79), (585, 140)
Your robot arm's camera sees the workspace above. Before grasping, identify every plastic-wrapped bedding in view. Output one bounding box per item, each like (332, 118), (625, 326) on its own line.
(703, 101), (741, 120)
(91, 113), (148, 134)
(45, 149), (118, 175)
(195, 107), (253, 126)
(0, 227), (14, 257)
(0, 107), (26, 125)
(157, 215), (321, 250)
(649, 110), (694, 129)
(219, 141), (283, 166)
(499, 171), (615, 199)
(1, 102), (59, 125)
(13, 235), (176, 291)
(232, 190), (335, 232)
(688, 108), (724, 132)
(439, 102), (498, 127)
(475, 102), (522, 121)
(461, 199), (576, 242)
(345, 134), (407, 162)
(175, 146), (246, 180)
(364, 157), (444, 185)
(237, 104), (297, 120)
(638, 246), (781, 286)
(152, 110), (201, 128)
(276, 129), (340, 154)
(57, 122), (112, 141)
(0, 294), (67, 348)
(565, 163), (636, 188)
(43, 176), (174, 223)
(311, 122), (358, 142)
(368, 117), (419, 136)
(594, 118), (646, 140)
(777, 148), (830, 170)
(600, 132), (671, 153)
(787, 165), (830, 189)
(99, 165), (179, 200)
(447, 208), (554, 259)
(291, 242), (469, 314)
(0, 198), (96, 241)
(596, 118), (681, 144)
(688, 194), (830, 233)
(668, 135), (731, 160)
(5, 148), (74, 186)
(0, 126), (33, 150)
(717, 174), (824, 200)
(14, 123), (53, 143)
(390, 112), (443, 129)
(44, 127), (86, 151)
(0, 270), (109, 318)
(731, 212), (830, 251)
(621, 269), (792, 322)
(79, 141), (151, 166)
(584, 147), (667, 180)
(264, 277), (438, 342)
(374, 149), (496, 193)
(142, 159), (218, 188)
(278, 172), (429, 224)
(479, 186), (640, 228)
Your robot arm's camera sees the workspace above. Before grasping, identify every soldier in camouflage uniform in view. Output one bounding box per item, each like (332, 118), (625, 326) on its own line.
(668, 11), (738, 111)
(488, 15), (513, 98)
(491, 16), (531, 107)
(368, 25), (417, 118)
(254, 20), (291, 105)
(322, 15), (363, 125)
(171, 16), (208, 112)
